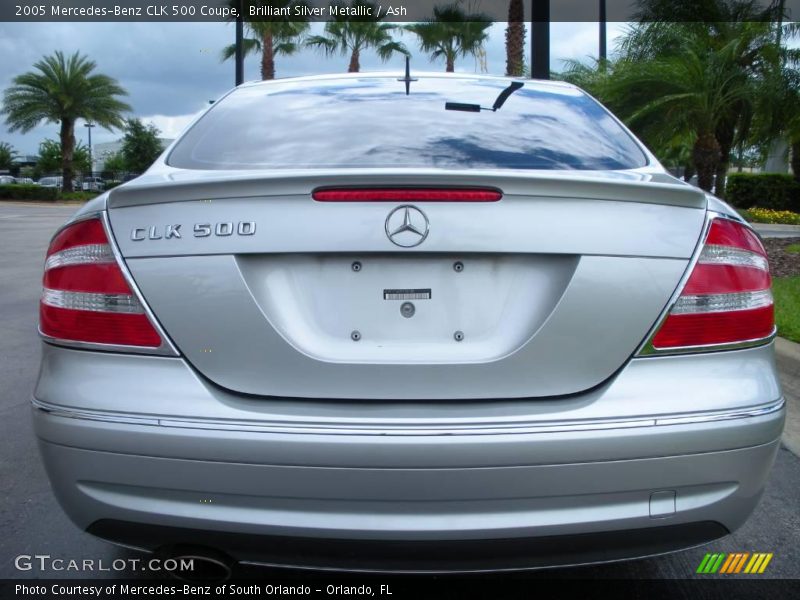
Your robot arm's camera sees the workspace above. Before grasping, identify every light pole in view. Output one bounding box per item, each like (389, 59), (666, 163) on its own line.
(531, 0), (550, 80)
(599, 0), (607, 63)
(84, 122), (95, 177)
(235, 0), (244, 85)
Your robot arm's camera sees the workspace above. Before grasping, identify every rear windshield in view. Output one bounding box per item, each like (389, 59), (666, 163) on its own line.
(168, 76), (648, 171)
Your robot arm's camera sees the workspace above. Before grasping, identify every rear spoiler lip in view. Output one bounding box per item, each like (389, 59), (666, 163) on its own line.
(107, 167), (706, 211)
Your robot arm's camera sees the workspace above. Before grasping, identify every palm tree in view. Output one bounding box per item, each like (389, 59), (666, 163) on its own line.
(221, 1), (309, 80)
(746, 15), (800, 181)
(504, 0), (525, 76)
(750, 51), (800, 183)
(559, 57), (695, 181)
(613, 1), (782, 196)
(305, 1), (408, 73)
(0, 142), (18, 170)
(405, 3), (492, 73)
(557, 57), (613, 96)
(1, 51), (130, 192)
(602, 36), (758, 192)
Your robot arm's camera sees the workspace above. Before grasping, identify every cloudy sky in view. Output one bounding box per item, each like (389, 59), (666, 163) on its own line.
(0, 21), (626, 155)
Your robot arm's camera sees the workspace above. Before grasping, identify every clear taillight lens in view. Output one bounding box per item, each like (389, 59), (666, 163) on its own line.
(647, 217), (774, 351)
(40, 217), (162, 348)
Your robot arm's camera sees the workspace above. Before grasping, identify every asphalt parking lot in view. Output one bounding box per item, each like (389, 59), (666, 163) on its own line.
(0, 201), (799, 586)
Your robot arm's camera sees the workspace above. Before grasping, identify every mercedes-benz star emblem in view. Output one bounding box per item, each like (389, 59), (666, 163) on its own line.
(385, 205), (430, 247)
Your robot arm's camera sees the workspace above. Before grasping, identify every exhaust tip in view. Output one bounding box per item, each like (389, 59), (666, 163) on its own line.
(159, 544), (234, 583)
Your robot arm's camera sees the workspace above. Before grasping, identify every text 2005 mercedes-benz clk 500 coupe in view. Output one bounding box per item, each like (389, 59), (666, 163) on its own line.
(33, 73), (784, 572)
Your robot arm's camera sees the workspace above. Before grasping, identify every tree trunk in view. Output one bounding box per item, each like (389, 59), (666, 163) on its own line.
(714, 122), (734, 199)
(60, 119), (75, 193)
(446, 53), (455, 72)
(692, 133), (720, 193)
(791, 139), (800, 184)
(348, 48), (360, 73)
(683, 163), (695, 182)
(714, 161), (729, 199)
(505, 0), (525, 76)
(261, 32), (275, 80)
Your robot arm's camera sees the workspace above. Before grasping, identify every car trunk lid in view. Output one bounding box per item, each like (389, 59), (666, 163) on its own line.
(107, 169), (706, 399)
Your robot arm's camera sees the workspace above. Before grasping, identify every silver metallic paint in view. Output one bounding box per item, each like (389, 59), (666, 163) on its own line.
(33, 73), (783, 570)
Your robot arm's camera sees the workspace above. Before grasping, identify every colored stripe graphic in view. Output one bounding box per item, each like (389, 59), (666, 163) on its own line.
(697, 553), (727, 573)
(710, 553), (726, 573)
(698, 552), (773, 574)
(697, 553), (714, 573)
(744, 553), (774, 574)
(734, 553), (750, 573)
(720, 553), (738, 573)
(719, 554), (736, 574)
(758, 554), (773, 573)
(745, 554), (760, 573)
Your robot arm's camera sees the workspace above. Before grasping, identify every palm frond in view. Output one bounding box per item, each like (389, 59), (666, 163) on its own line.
(405, 3), (492, 70)
(2, 50), (130, 133)
(304, 1), (406, 66)
(220, 37), (262, 62)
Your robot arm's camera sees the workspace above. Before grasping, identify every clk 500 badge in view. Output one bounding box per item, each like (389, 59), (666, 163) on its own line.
(131, 222), (256, 241)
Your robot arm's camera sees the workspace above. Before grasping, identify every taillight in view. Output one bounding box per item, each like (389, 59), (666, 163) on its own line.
(645, 216), (774, 352)
(40, 216), (163, 349)
(313, 188), (502, 202)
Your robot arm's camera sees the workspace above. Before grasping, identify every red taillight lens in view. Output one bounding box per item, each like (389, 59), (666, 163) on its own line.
(40, 218), (162, 348)
(649, 217), (774, 350)
(313, 188), (502, 202)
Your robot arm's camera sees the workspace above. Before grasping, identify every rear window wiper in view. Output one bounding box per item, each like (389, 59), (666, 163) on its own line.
(445, 81), (524, 113)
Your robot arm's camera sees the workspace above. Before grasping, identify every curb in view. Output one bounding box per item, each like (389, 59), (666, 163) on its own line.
(752, 223), (800, 234)
(776, 337), (800, 458)
(776, 337), (800, 367)
(0, 200), (84, 207)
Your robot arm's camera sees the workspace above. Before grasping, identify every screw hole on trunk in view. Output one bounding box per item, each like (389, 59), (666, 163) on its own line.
(454, 331), (464, 342)
(454, 261), (464, 272)
(351, 261), (362, 272)
(351, 330), (361, 342)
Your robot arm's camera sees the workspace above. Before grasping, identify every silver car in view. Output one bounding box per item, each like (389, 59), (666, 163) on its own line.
(34, 73), (783, 573)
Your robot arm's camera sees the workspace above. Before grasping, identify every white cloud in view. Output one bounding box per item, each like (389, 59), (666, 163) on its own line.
(2, 20), (629, 154)
(141, 113), (201, 140)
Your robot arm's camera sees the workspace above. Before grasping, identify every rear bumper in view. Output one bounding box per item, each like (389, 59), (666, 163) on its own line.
(33, 343), (785, 572)
(34, 402), (783, 572)
(85, 519), (730, 572)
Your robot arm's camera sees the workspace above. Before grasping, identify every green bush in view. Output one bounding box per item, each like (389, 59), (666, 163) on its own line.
(0, 184), (59, 201)
(60, 191), (98, 202)
(0, 184), (101, 202)
(726, 173), (800, 211)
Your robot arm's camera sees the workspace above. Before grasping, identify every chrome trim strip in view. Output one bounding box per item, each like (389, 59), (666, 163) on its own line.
(655, 400), (785, 426)
(38, 331), (175, 357)
(639, 329), (777, 356)
(31, 397), (785, 437)
(102, 211), (179, 356)
(32, 398), (160, 427)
